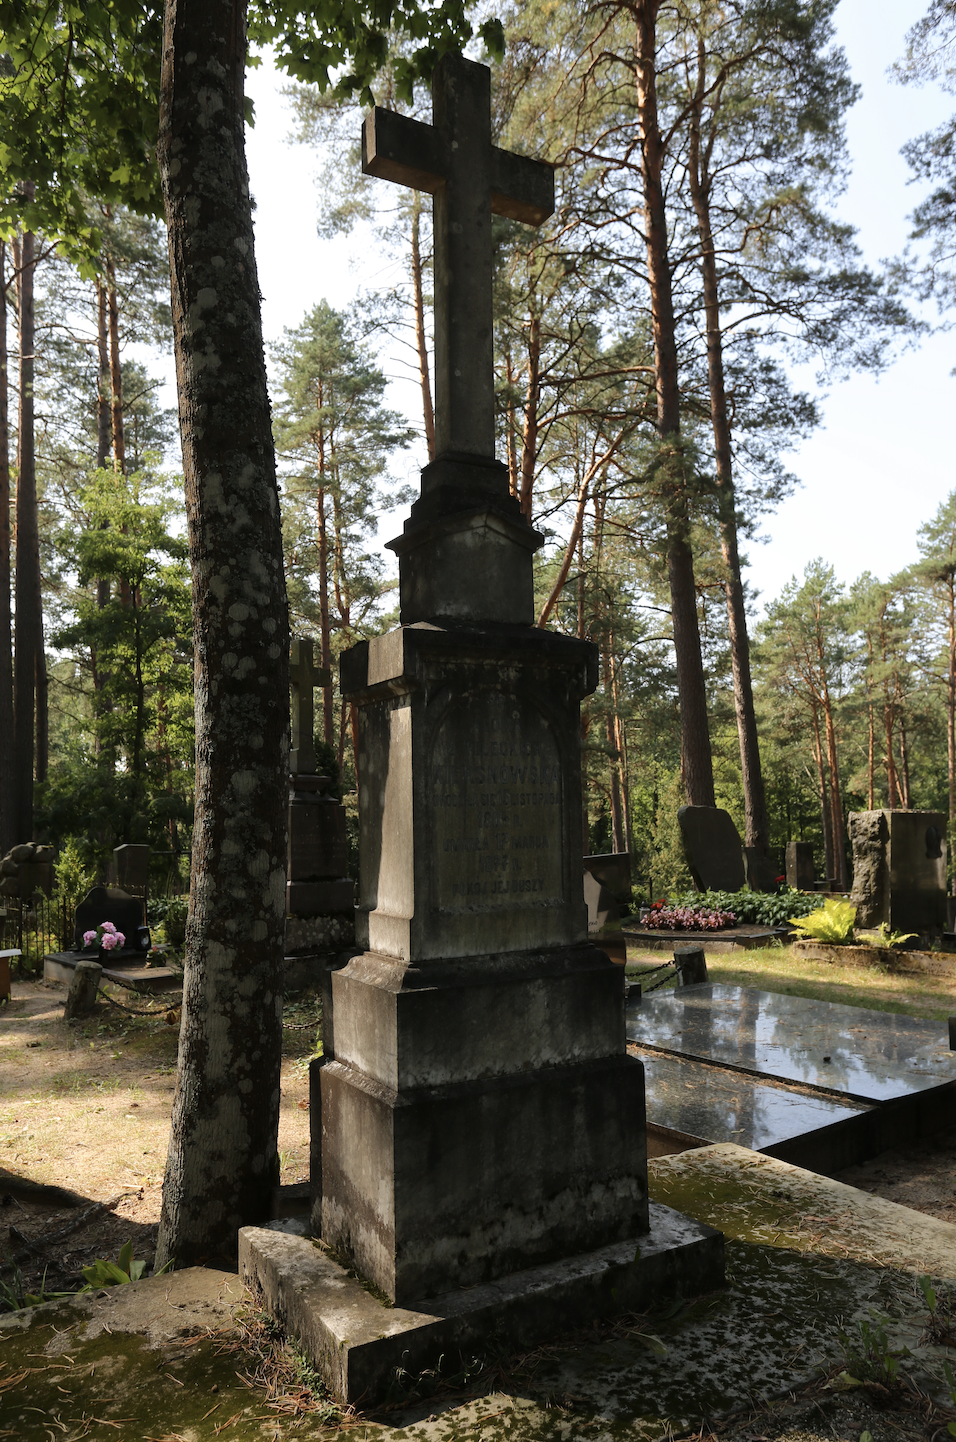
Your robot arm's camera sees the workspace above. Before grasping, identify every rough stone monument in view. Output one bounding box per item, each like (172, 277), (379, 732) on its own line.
(678, 805), (746, 891)
(285, 637), (355, 978)
(242, 53), (722, 1400)
(850, 809), (947, 934)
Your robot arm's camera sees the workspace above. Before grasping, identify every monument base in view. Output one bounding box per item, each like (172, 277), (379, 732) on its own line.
(240, 1202), (724, 1406)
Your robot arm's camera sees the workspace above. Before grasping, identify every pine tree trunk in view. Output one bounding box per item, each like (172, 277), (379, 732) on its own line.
(810, 701), (833, 882)
(154, 0), (289, 1271)
(410, 193), (435, 463)
(518, 311), (539, 523)
(634, 0), (714, 808)
(0, 242), (14, 853)
(317, 485), (333, 748)
(96, 278), (111, 470)
(820, 684), (847, 889)
(13, 224), (40, 843)
(504, 348), (519, 498)
(687, 94), (769, 847)
(106, 254), (126, 474)
(947, 579), (955, 884)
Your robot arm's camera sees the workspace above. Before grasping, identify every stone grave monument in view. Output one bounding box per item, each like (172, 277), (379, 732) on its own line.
(849, 809), (947, 935)
(113, 844), (150, 899)
(786, 840), (815, 891)
(678, 805), (746, 891)
(242, 52), (722, 1403)
(285, 638), (355, 984)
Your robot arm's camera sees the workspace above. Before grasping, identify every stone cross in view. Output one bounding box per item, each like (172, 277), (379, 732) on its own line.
(289, 638), (330, 776)
(362, 53), (554, 462)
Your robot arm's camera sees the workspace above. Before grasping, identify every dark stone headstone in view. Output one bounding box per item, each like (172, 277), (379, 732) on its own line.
(786, 841), (815, 891)
(114, 844), (150, 897)
(73, 886), (146, 952)
(677, 806), (745, 892)
(850, 810), (947, 934)
(743, 847), (779, 894)
(287, 775), (353, 917)
(584, 852), (632, 907)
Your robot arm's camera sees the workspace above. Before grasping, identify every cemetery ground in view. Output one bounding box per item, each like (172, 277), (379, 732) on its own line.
(2, 953), (956, 1441)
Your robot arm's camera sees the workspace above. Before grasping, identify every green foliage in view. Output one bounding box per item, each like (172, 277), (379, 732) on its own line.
(0, 1265), (74, 1312)
(788, 898), (857, 943)
(858, 923), (920, 950)
(79, 1241), (172, 1290)
(672, 888), (819, 929)
(53, 839), (97, 919)
(837, 1308), (909, 1389)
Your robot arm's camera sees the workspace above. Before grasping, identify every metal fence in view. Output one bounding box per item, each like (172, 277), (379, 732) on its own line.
(0, 893), (72, 975)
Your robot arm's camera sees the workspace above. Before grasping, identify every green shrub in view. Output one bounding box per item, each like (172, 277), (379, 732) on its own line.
(788, 897), (857, 943)
(670, 887), (818, 929)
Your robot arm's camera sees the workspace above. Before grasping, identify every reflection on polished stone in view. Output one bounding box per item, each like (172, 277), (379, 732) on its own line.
(639, 1048), (871, 1159)
(627, 984), (956, 1104)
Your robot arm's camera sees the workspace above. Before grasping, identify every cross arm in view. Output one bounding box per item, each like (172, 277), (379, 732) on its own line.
(362, 109), (444, 195)
(362, 107), (555, 227)
(490, 148), (554, 225)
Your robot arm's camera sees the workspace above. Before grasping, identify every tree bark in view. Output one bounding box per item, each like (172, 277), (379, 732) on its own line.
(96, 278), (112, 470)
(948, 577), (956, 888)
(106, 253), (126, 474)
(634, 0), (714, 808)
(316, 483), (333, 747)
(410, 192), (435, 463)
(687, 51), (769, 846)
(518, 310), (540, 523)
(13, 223), (40, 843)
(155, 0), (290, 1271)
(0, 242), (14, 853)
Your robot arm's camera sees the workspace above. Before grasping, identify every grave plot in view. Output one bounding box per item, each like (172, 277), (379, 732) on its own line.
(628, 982), (956, 1171)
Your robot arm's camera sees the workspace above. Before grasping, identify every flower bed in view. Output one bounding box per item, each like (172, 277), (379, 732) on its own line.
(642, 902), (736, 931)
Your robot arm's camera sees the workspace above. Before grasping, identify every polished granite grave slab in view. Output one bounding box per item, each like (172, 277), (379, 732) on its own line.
(627, 983), (956, 1166)
(639, 1049), (878, 1171)
(627, 983), (956, 1103)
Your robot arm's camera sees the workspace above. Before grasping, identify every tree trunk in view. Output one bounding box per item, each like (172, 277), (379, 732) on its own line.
(820, 682), (847, 889)
(106, 254), (126, 475)
(867, 698), (875, 811)
(634, 0), (714, 808)
(35, 646), (48, 784)
(504, 347), (519, 498)
(810, 699), (833, 882)
(317, 484), (333, 747)
(0, 242), (14, 853)
(154, 0), (290, 1272)
(410, 192), (435, 463)
(518, 310), (539, 523)
(687, 66), (769, 846)
(947, 578), (955, 884)
(96, 278), (111, 470)
(13, 223), (40, 844)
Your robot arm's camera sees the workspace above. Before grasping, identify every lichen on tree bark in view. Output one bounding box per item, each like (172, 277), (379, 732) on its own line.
(154, 0), (290, 1270)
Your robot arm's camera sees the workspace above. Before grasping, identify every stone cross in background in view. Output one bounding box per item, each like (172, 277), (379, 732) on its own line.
(289, 638), (329, 776)
(363, 58), (553, 461)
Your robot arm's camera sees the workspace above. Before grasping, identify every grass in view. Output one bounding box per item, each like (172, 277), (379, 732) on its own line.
(626, 941), (956, 1022)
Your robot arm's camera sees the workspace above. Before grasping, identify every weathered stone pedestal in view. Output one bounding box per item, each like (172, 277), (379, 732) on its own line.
(243, 52), (722, 1399)
(321, 624), (649, 1304)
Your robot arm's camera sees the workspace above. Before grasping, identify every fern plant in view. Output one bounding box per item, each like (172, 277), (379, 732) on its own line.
(788, 897), (857, 943)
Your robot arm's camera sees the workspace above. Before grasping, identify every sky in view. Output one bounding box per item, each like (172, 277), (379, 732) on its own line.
(241, 0), (955, 614)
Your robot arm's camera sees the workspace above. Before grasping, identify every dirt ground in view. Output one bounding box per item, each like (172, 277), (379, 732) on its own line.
(0, 978), (316, 1300)
(3, 970), (956, 1299)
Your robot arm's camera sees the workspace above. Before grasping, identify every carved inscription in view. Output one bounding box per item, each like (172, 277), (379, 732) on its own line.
(430, 690), (563, 909)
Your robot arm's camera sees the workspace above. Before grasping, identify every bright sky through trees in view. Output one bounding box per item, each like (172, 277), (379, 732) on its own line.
(240, 0), (955, 613)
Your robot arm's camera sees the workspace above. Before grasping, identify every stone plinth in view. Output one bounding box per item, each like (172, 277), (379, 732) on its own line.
(325, 623), (649, 1306)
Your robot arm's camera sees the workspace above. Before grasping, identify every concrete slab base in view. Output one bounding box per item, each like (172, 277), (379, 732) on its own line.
(44, 950), (183, 996)
(239, 1201), (724, 1405)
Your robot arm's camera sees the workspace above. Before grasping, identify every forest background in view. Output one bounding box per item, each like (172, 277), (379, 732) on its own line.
(2, 0), (956, 905)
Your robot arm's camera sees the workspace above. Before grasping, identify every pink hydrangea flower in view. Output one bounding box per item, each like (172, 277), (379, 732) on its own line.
(100, 933), (120, 951)
(83, 930), (98, 947)
(101, 922), (117, 934)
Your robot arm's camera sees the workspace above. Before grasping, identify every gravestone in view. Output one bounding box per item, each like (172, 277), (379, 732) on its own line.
(584, 851), (632, 907)
(678, 806), (746, 892)
(786, 841), (815, 891)
(743, 847), (779, 894)
(113, 844), (150, 898)
(73, 886), (146, 953)
(849, 809), (947, 934)
(286, 637), (353, 919)
(325, 53), (649, 1305)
